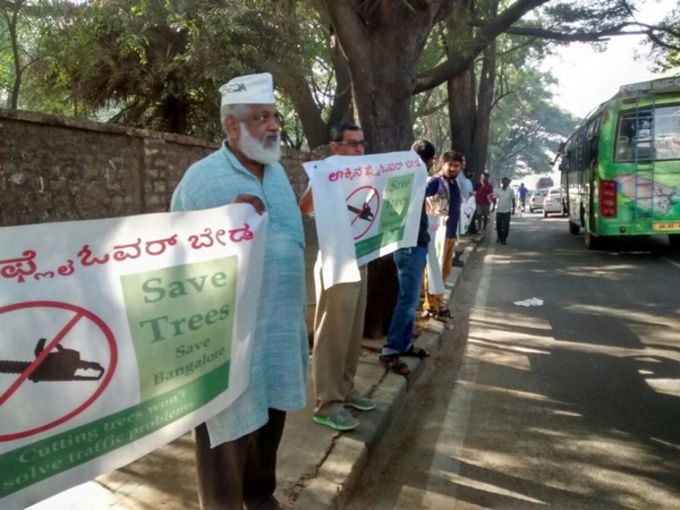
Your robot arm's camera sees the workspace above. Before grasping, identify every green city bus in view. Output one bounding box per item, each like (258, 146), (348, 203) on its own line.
(560, 77), (680, 250)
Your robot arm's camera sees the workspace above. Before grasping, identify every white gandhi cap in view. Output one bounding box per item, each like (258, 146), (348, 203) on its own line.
(220, 73), (276, 107)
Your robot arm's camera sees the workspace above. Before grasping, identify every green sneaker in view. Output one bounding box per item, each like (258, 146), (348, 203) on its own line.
(313, 411), (359, 431)
(344, 396), (376, 411)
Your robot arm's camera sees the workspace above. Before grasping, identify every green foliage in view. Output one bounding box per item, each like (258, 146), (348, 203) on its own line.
(647, 5), (680, 73)
(13, 0), (334, 143)
(531, 0), (641, 34)
(488, 59), (580, 176)
(0, 50), (11, 104)
(0, 0), (31, 107)
(2, 0), (673, 155)
(411, 83), (450, 152)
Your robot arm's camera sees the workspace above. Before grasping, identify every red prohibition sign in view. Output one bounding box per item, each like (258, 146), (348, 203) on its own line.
(0, 301), (118, 442)
(346, 186), (380, 240)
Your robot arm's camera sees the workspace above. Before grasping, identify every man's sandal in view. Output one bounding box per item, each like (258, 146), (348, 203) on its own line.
(380, 354), (411, 376)
(401, 346), (430, 359)
(435, 308), (453, 320)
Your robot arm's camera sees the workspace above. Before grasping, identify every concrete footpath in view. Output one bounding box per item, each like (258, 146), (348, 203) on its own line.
(31, 234), (484, 510)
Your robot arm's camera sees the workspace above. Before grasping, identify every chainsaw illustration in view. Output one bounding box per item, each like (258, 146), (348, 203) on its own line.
(0, 338), (105, 382)
(347, 203), (375, 222)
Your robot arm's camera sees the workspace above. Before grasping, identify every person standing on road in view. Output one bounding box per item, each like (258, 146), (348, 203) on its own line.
(299, 123), (376, 432)
(423, 151), (463, 320)
(380, 140), (439, 376)
(475, 172), (494, 232)
(495, 177), (515, 245)
(171, 73), (307, 510)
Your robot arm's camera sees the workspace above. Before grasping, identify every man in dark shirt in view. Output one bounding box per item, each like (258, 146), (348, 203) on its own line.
(380, 140), (439, 376)
(423, 151), (463, 320)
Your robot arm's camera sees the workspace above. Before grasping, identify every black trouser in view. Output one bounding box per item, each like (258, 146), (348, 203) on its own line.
(195, 409), (286, 510)
(497, 212), (511, 241)
(468, 211), (478, 234)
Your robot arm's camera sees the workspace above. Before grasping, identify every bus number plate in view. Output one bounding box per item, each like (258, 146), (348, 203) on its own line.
(653, 222), (680, 232)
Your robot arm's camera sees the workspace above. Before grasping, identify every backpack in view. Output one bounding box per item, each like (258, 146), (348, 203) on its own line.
(426, 177), (450, 217)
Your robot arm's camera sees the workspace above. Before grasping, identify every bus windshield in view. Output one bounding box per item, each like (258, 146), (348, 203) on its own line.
(615, 104), (680, 162)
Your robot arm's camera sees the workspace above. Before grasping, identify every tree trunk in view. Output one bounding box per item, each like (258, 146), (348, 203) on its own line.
(414, 0), (550, 94)
(349, 37), (421, 339)
(422, 111), (446, 154)
(268, 64), (329, 149)
(325, 2), (439, 338)
(447, 65), (476, 162)
(445, 1), (476, 163)
(10, 69), (21, 110)
(8, 1), (22, 110)
(72, 79), (78, 117)
(471, 41), (497, 180)
(268, 31), (352, 150)
(326, 32), (352, 129)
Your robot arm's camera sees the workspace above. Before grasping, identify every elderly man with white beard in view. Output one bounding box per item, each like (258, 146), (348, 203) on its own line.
(171, 73), (307, 510)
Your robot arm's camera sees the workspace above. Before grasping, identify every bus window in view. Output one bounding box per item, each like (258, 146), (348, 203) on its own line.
(594, 113), (603, 135)
(587, 121), (595, 140)
(615, 105), (680, 162)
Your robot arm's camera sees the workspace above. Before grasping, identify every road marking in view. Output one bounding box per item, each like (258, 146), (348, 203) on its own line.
(662, 257), (680, 270)
(419, 243), (495, 505)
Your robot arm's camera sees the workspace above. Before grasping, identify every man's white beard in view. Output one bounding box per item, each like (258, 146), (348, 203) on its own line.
(238, 123), (281, 164)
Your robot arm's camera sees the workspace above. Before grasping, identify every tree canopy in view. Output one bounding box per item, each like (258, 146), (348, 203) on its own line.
(2, 0), (677, 150)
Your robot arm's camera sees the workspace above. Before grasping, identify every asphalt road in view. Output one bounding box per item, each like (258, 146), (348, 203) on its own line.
(347, 212), (680, 509)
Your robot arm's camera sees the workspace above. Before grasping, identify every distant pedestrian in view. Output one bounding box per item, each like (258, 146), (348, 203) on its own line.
(495, 177), (515, 245)
(475, 172), (493, 232)
(518, 183), (528, 212)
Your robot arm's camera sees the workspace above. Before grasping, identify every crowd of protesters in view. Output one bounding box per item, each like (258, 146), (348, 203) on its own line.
(171, 72), (515, 510)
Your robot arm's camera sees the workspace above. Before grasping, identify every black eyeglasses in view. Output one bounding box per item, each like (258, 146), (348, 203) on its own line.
(335, 140), (367, 149)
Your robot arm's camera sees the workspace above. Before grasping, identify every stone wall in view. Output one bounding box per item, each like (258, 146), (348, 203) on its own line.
(0, 108), (311, 227)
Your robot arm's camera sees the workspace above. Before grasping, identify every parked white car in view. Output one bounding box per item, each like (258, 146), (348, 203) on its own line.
(542, 187), (565, 217)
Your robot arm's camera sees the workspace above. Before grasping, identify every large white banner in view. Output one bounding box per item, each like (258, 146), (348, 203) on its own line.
(304, 151), (427, 289)
(0, 204), (266, 510)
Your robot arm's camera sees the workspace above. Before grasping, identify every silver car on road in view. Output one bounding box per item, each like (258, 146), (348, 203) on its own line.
(529, 189), (548, 212)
